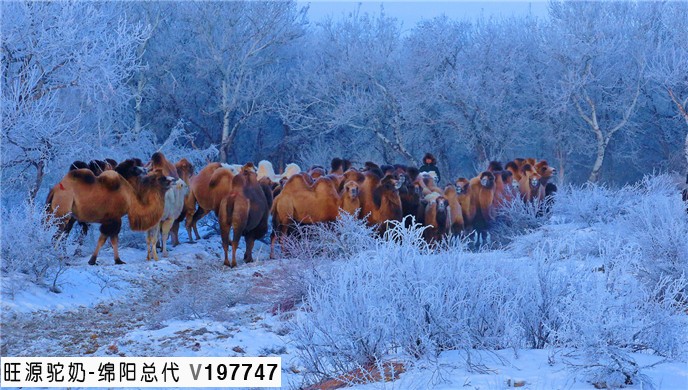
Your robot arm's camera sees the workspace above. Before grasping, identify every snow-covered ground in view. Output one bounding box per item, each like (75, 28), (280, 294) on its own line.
(3, 181), (688, 389)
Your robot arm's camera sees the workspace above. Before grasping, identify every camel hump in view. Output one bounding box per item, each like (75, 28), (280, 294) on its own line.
(97, 171), (122, 191)
(282, 173), (311, 192)
(68, 169), (96, 185)
(209, 167), (234, 188)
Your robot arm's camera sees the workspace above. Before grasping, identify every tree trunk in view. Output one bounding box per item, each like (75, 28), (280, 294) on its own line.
(555, 148), (566, 186)
(220, 80), (231, 162)
(588, 138), (607, 183)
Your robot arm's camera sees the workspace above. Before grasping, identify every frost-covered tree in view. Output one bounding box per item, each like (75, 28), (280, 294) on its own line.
(279, 7), (418, 166)
(1, 2), (146, 199)
(646, 3), (688, 170)
(548, 1), (651, 183)
(181, 1), (307, 163)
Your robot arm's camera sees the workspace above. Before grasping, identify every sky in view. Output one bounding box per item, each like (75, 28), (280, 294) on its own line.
(299, 0), (549, 31)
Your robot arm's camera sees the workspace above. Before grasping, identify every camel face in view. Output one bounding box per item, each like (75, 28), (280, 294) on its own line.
(479, 172), (495, 189)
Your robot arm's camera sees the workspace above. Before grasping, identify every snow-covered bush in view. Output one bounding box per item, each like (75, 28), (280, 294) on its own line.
(552, 182), (636, 226)
(621, 186), (688, 289)
(279, 211), (378, 260)
(1, 199), (77, 293)
(290, 176), (688, 385)
(490, 197), (546, 245)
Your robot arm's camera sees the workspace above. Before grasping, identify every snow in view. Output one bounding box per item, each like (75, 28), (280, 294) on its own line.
(2, 201), (688, 390)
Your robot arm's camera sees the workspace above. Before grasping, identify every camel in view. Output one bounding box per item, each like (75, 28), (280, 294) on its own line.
(148, 152), (179, 179)
(282, 163), (302, 179)
(69, 161), (89, 171)
(487, 161), (504, 173)
(330, 158), (345, 175)
(308, 166), (327, 179)
(420, 192), (450, 243)
(51, 159), (122, 244)
(454, 178), (472, 229)
(145, 176), (189, 261)
(46, 159), (172, 265)
(257, 160), (282, 183)
(466, 171), (496, 245)
(493, 170), (520, 208)
(270, 174), (341, 258)
(183, 162), (237, 242)
(170, 158), (198, 245)
(534, 160), (556, 201)
(417, 172), (442, 196)
(517, 164), (541, 203)
(340, 180), (361, 217)
(88, 160), (115, 176)
(505, 161), (522, 182)
(368, 175), (404, 236)
(399, 174), (423, 226)
(219, 163), (273, 267)
(443, 184), (465, 236)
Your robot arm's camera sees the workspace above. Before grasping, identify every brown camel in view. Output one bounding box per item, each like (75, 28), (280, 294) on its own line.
(443, 184), (465, 236)
(467, 171), (496, 244)
(270, 175), (341, 258)
(219, 164), (273, 267)
(420, 192), (451, 243)
(184, 162), (231, 242)
(46, 159), (172, 265)
(368, 175), (404, 236)
(170, 158), (199, 245)
(517, 164), (541, 202)
(148, 152), (179, 179)
(340, 180), (361, 217)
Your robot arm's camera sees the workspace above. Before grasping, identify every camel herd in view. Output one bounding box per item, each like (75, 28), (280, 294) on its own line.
(45, 154), (557, 267)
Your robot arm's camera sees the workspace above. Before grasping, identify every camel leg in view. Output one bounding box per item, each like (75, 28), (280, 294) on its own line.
(244, 236), (255, 264)
(220, 219), (231, 267)
(230, 229), (242, 268)
(145, 230), (154, 261)
(188, 208), (208, 242)
(161, 218), (174, 257)
(103, 220), (125, 264)
(170, 212), (184, 246)
(88, 234), (108, 265)
(149, 224), (160, 261)
(111, 235), (125, 265)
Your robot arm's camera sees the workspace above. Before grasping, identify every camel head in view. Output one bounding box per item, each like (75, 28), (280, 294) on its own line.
(175, 158), (195, 179)
(343, 181), (360, 198)
(535, 160), (556, 180)
(521, 164), (541, 189)
(487, 161), (503, 172)
(479, 172), (495, 189)
(116, 159), (147, 180)
(455, 178), (470, 195)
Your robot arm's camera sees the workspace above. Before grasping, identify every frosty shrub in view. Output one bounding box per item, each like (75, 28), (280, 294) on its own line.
(152, 264), (242, 322)
(552, 182), (636, 226)
(279, 211), (378, 261)
(290, 179), (688, 385)
(553, 244), (688, 387)
(490, 197), (545, 246)
(621, 183), (688, 289)
(290, 220), (529, 383)
(1, 200), (77, 293)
